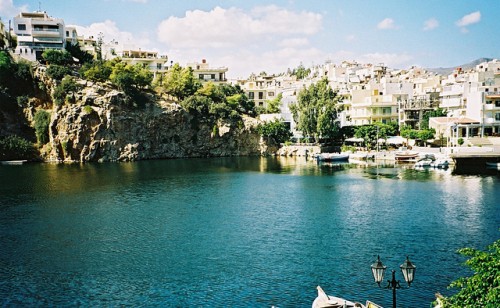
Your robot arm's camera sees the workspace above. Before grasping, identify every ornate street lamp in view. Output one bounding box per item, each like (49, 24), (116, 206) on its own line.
(370, 255), (416, 308)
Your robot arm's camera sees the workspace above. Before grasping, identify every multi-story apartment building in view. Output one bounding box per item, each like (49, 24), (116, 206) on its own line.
(430, 59), (500, 143)
(187, 59), (228, 84)
(117, 48), (169, 79)
(12, 11), (66, 61)
(440, 68), (468, 118)
(238, 74), (282, 108)
(463, 60), (500, 137)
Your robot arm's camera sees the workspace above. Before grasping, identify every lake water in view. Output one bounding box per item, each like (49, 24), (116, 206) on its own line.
(1, 157), (499, 307)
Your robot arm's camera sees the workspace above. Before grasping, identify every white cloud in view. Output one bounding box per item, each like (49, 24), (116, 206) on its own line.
(156, 5), (323, 77)
(377, 18), (396, 30)
(278, 38), (309, 48)
(0, 0), (28, 19)
(157, 6), (322, 48)
(423, 18), (439, 31)
(345, 34), (356, 42)
(71, 20), (150, 49)
(456, 11), (481, 27)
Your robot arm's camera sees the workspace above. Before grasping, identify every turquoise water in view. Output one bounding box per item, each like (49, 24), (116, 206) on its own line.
(0, 157), (499, 307)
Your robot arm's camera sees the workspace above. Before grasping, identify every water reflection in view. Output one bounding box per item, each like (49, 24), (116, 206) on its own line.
(1, 157), (499, 307)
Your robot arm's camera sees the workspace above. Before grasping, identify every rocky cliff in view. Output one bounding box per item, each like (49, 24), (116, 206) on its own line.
(28, 70), (264, 162)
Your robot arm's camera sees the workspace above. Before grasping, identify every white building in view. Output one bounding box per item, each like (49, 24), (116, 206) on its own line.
(12, 11), (66, 61)
(187, 59), (228, 84)
(463, 59), (500, 137)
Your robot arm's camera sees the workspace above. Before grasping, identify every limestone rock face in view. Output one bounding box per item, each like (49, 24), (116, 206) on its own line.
(43, 83), (262, 162)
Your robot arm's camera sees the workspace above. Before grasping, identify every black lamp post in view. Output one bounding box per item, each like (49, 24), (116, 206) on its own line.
(371, 255), (416, 308)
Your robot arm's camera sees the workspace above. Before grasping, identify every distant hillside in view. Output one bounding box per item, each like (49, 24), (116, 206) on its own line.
(426, 58), (494, 75)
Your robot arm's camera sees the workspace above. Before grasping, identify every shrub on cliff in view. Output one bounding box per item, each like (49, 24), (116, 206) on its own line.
(42, 49), (73, 65)
(80, 61), (113, 82)
(46, 64), (72, 80)
(0, 51), (33, 95)
(33, 109), (51, 145)
(53, 76), (81, 106)
(110, 62), (153, 93)
(162, 63), (201, 100)
(0, 135), (36, 160)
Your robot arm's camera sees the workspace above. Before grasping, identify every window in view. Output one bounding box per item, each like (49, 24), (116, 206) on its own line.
(199, 74), (204, 80)
(249, 92), (254, 99)
(495, 101), (500, 107)
(496, 113), (500, 121)
(258, 92), (263, 99)
(18, 24), (26, 31)
(268, 92), (274, 97)
(211, 74), (215, 80)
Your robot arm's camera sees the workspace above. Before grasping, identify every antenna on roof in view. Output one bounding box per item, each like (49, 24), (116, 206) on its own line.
(38, 1), (42, 12)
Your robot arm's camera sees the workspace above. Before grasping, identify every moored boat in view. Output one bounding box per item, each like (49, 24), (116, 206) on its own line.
(312, 286), (366, 308)
(394, 151), (419, 161)
(415, 158), (433, 167)
(316, 153), (350, 162)
(431, 159), (450, 168)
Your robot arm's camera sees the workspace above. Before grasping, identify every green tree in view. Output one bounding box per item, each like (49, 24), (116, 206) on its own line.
(354, 125), (378, 149)
(400, 125), (419, 140)
(0, 50), (14, 85)
(0, 51), (34, 95)
(109, 62), (153, 93)
(263, 93), (282, 114)
(422, 108), (447, 129)
(33, 109), (51, 144)
(42, 49), (73, 65)
(257, 119), (292, 145)
(290, 77), (339, 143)
(0, 135), (36, 160)
(46, 64), (71, 80)
(65, 42), (93, 64)
(291, 63), (311, 80)
(80, 60), (113, 82)
(440, 237), (500, 307)
(163, 63), (201, 100)
(417, 129), (436, 142)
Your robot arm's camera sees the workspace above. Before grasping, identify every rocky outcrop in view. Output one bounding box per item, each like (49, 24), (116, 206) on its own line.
(36, 81), (262, 162)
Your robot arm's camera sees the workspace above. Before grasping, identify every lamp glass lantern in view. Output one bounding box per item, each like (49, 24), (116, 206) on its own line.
(400, 256), (416, 286)
(371, 255), (387, 286)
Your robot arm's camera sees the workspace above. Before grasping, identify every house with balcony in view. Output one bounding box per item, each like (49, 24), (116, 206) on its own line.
(117, 49), (169, 79)
(187, 59), (227, 84)
(463, 59), (500, 137)
(12, 11), (66, 61)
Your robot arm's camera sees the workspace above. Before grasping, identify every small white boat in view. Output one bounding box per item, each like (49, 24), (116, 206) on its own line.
(312, 286), (366, 308)
(415, 158), (433, 167)
(431, 159), (450, 168)
(394, 147), (419, 161)
(316, 153), (350, 162)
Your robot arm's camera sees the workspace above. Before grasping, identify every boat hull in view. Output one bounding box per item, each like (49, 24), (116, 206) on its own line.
(316, 153), (349, 162)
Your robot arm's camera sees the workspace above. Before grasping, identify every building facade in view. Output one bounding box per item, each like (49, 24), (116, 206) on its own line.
(187, 59), (228, 84)
(12, 11), (66, 61)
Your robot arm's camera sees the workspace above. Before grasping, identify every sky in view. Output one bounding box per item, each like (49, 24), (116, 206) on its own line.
(1, 0), (499, 79)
